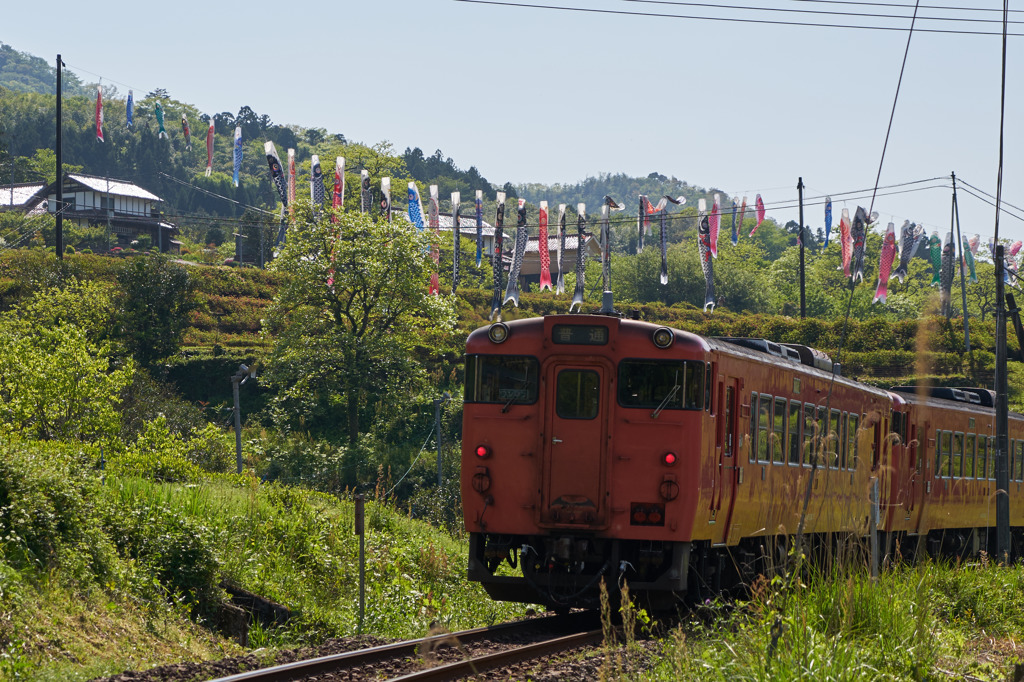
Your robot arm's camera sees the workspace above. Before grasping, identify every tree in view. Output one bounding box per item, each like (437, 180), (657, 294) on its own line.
(0, 282), (132, 442)
(113, 255), (198, 368)
(263, 203), (457, 444)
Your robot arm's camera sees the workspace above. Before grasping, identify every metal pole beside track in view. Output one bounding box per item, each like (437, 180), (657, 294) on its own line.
(355, 494), (365, 633)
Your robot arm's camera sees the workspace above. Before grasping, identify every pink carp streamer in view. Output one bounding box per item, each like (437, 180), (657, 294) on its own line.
(839, 208), (852, 277)
(874, 222), (897, 304)
(747, 194), (766, 237)
(95, 85), (104, 142)
(709, 194), (720, 257)
(332, 157), (345, 223)
(538, 201), (552, 291)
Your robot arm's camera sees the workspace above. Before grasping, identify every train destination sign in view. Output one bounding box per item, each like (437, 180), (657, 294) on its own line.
(552, 324), (608, 345)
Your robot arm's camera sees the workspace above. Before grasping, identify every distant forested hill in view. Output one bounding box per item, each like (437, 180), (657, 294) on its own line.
(517, 172), (722, 218)
(0, 43), (88, 95)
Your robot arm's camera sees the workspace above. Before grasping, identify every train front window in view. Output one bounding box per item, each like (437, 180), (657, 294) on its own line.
(464, 355), (539, 405)
(556, 370), (600, 419)
(617, 360), (705, 411)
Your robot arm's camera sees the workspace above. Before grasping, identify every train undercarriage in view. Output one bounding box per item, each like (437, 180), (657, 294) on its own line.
(469, 527), (1024, 611)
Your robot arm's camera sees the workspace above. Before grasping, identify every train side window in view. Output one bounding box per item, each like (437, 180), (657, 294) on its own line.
(803, 404), (816, 467)
(555, 370), (600, 420)
(829, 409), (841, 469)
(773, 397), (787, 464)
(848, 413), (859, 470)
(723, 386), (734, 457)
(464, 355), (540, 405)
(789, 401), (802, 465)
(705, 363), (712, 412)
(952, 433), (964, 479)
(758, 395), (771, 463)
(840, 412), (849, 469)
(977, 436), (988, 479)
(937, 430), (954, 477)
(817, 407), (828, 468)
(964, 434), (976, 478)
(749, 392), (759, 463)
(988, 438), (995, 480)
(1017, 441), (1024, 481)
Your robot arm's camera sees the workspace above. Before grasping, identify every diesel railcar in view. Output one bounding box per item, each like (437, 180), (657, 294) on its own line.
(460, 314), (1024, 609)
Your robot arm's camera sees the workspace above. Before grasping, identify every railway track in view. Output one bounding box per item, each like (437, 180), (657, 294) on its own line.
(206, 612), (602, 682)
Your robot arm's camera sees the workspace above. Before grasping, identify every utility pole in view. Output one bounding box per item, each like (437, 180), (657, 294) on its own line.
(993, 0), (1011, 565)
(55, 54), (64, 260)
(798, 177), (805, 319)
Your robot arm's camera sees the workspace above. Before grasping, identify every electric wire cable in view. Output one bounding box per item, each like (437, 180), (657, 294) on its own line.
(453, 0), (1024, 35)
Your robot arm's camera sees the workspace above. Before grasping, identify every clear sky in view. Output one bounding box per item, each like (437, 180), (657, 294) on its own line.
(6, 0), (1024, 243)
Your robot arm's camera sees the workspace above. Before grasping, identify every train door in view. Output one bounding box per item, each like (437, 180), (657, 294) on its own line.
(712, 377), (740, 545)
(906, 422), (921, 520)
(541, 360), (610, 527)
(915, 420), (931, 533)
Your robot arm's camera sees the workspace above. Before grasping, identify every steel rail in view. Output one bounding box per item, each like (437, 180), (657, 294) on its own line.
(387, 629), (603, 681)
(205, 614), (592, 682)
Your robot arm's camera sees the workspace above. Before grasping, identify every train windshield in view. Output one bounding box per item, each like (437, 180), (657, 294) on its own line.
(464, 355), (540, 405)
(617, 359), (705, 410)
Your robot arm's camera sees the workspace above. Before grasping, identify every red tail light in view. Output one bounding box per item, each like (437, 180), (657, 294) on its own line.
(475, 445), (491, 458)
(663, 452), (677, 466)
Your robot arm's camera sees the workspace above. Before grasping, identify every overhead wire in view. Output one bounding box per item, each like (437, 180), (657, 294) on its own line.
(453, 0), (1024, 35)
(620, 0), (1024, 25)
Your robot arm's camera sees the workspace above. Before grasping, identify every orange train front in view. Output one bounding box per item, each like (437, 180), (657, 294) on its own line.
(461, 315), (1024, 610)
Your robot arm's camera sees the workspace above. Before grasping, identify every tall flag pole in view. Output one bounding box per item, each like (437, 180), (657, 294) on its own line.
(429, 185), (440, 295)
(181, 113), (192, 151)
(95, 84), (104, 142)
(451, 191), (462, 293)
(556, 203), (567, 295)
(311, 155), (326, 210)
(538, 200), (552, 291)
(660, 195), (685, 285)
(155, 102), (167, 139)
(504, 199), (528, 307)
(475, 190), (484, 268)
(570, 203), (587, 312)
(360, 170), (371, 214)
(599, 195), (624, 296)
(204, 118), (214, 177)
(332, 157), (345, 222)
(232, 127), (242, 188)
(126, 90), (134, 129)
(380, 178), (392, 223)
(407, 182), (425, 230)
(489, 192), (507, 320)
(287, 148), (296, 219)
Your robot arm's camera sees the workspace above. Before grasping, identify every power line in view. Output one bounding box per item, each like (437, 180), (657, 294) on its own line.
(787, 0), (1024, 15)
(453, 0), (1024, 34)
(620, 0), (1024, 24)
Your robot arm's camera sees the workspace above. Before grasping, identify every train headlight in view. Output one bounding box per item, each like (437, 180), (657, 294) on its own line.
(663, 452), (677, 466)
(475, 444), (492, 459)
(488, 323), (509, 344)
(652, 327), (674, 348)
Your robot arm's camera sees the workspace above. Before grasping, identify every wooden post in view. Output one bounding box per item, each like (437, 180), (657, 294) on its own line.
(354, 494), (365, 633)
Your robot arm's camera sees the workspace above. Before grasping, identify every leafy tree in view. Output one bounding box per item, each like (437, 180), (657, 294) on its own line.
(263, 202), (457, 444)
(0, 285), (132, 442)
(113, 255), (198, 367)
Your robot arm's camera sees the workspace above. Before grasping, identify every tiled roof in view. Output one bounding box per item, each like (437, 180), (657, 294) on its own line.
(0, 183), (45, 207)
(67, 174), (162, 202)
(525, 234), (592, 253)
(399, 211), (493, 230)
